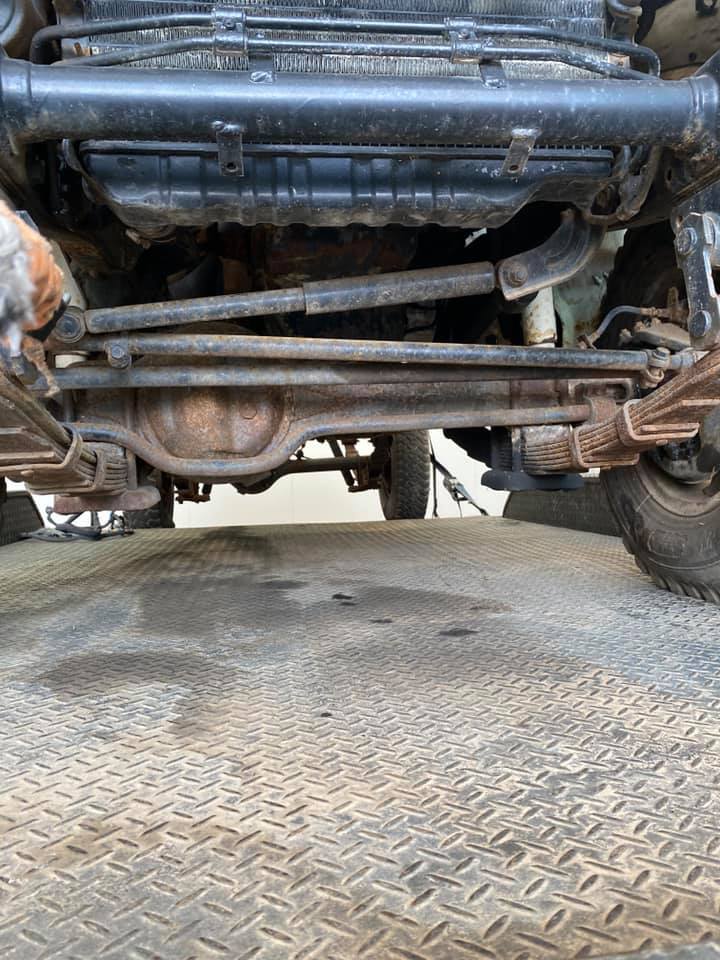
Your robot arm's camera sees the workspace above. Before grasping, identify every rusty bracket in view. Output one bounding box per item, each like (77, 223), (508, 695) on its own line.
(674, 207), (720, 349)
(445, 18), (484, 64)
(213, 122), (244, 178)
(54, 485), (161, 515)
(498, 210), (606, 301)
(212, 5), (248, 55)
(501, 130), (538, 178)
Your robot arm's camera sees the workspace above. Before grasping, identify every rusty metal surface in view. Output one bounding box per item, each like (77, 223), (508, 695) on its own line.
(80, 261), (496, 334)
(2, 518), (720, 958)
(0, 371), (128, 495)
(498, 210), (605, 301)
(256, 224), (417, 289)
(523, 348), (720, 473)
(75, 392), (592, 481)
(70, 332), (667, 371)
(53, 484), (161, 515)
(138, 383), (289, 461)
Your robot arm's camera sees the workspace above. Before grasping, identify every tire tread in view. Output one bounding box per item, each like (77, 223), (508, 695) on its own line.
(380, 432), (431, 520)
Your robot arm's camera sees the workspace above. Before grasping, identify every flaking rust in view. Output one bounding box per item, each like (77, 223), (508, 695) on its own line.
(524, 348), (720, 472)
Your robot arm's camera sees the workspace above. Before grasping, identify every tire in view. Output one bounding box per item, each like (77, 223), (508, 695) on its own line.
(125, 474), (176, 529)
(379, 431), (431, 520)
(599, 223), (720, 602)
(0, 489), (44, 547)
(503, 479), (620, 537)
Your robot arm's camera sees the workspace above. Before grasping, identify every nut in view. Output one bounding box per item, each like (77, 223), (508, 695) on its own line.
(676, 226), (698, 258)
(689, 309), (713, 340)
(54, 308), (85, 344)
(106, 342), (131, 369)
(503, 263), (529, 288)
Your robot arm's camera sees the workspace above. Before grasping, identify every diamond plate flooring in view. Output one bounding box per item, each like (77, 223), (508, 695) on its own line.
(2, 517), (720, 960)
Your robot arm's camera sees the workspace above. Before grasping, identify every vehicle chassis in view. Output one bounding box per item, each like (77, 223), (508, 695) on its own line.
(3, 21), (720, 511)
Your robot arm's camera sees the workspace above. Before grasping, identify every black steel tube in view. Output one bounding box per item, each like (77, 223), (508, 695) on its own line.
(83, 263), (496, 333)
(87, 288), (305, 332)
(45, 362), (636, 390)
(31, 12), (658, 73)
(30, 14), (211, 62)
(304, 263), (495, 315)
(73, 332), (663, 373)
(464, 44), (651, 80)
(276, 456), (367, 475)
(247, 38), (451, 61)
(64, 37), (450, 65)
(55, 37), (214, 67)
(247, 13), (442, 34)
(252, 19), (658, 73)
(68, 36), (647, 80)
(1, 58), (715, 150)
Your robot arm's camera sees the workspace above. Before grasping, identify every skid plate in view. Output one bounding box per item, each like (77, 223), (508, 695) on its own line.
(2, 518), (720, 959)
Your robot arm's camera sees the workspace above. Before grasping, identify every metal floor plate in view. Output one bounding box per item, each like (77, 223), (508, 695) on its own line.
(2, 517), (720, 960)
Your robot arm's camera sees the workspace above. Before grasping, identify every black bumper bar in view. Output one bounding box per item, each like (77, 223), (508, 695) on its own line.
(1, 56), (719, 152)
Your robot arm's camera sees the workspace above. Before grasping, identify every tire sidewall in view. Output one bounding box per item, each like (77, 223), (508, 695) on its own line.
(600, 224), (720, 598)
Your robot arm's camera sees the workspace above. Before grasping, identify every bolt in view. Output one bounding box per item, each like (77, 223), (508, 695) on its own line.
(504, 263), (528, 288)
(689, 310), (713, 340)
(649, 346), (671, 368)
(54, 308), (85, 344)
(106, 343), (131, 369)
(676, 226), (698, 257)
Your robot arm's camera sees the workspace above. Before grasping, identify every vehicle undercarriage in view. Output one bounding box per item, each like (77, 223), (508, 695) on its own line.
(2, 0), (720, 595)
